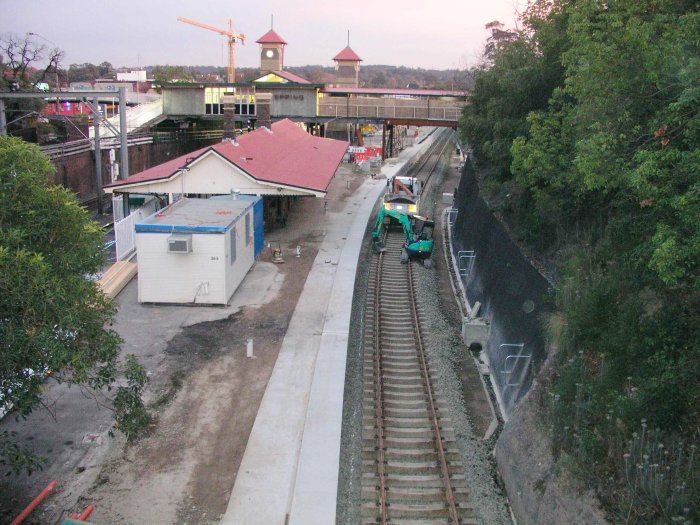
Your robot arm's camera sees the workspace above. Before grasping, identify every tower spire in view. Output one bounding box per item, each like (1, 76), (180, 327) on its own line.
(347, 29), (350, 47)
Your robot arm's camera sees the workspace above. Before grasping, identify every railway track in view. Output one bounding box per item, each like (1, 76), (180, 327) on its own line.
(360, 228), (477, 524)
(404, 130), (451, 182)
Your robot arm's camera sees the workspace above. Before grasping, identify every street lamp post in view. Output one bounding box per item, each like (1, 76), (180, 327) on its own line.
(27, 32), (60, 91)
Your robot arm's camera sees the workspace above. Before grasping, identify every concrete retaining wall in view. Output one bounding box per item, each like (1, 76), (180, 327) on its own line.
(451, 162), (551, 416)
(451, 161), (609, 524)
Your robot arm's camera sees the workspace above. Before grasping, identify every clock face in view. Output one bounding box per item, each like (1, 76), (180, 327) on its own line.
(265, 49), (274, 58)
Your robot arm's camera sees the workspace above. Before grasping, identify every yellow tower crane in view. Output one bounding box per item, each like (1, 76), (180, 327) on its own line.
(177, 16), (246, 83)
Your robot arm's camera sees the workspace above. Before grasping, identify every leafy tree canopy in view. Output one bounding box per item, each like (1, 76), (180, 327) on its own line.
(150, 65), (195, 83)
(459, 0), (700, 521)
(66, 61), (114, 83)
(0, 137), (123, 471)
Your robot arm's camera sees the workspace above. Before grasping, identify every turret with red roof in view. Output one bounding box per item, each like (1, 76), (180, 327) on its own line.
(333, 32), (362, 88)
(256, 17), (287, 71)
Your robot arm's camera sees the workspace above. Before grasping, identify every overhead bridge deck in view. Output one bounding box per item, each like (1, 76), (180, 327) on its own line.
(318, 87), (467, 128)
(159, 82), (468, 129)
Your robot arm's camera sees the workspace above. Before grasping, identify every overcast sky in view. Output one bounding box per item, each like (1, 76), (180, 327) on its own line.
(1, 0), (523, 71)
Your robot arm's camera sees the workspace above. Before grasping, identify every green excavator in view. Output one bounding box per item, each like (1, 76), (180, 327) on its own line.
(371, 207), (434, 268)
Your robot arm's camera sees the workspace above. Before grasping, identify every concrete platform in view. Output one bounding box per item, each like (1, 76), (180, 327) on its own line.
(221, 133), (437, 525)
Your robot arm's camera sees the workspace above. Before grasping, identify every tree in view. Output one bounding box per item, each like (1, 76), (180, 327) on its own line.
(151, 65), (195, 83)
(98, 61), (114, 78)
(0, 33), (63, 90)
(0, 137), (146, 473)
(459, 5), (570, 182)
(0, 34), (64, 138)
(67, 62), (101, 83)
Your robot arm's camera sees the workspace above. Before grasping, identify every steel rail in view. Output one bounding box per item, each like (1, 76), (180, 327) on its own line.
(398, 129), (453, 217)
(361, 132), (470, 523)
(373, 236), (389, 523)
(420, 132), (453, 197)
(404, 128), (448, 180)
(407, 260), (461, 522)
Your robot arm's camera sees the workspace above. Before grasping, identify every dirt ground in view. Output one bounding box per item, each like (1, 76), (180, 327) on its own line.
(86, 254), (313, 524)
(0, 164), (366, 524)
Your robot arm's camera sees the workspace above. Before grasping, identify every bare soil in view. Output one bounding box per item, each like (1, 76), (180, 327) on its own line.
(87, 251), (314, 524)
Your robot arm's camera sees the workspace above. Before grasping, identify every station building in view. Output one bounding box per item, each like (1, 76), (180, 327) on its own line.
(105, 118), (349, 229)
(156, 26), (464, 142)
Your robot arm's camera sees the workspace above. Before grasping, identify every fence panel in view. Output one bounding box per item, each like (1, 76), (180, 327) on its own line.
(114, 199), (158, 260)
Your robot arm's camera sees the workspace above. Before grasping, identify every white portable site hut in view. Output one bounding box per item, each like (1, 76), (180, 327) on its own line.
(135, 197), (259, 304)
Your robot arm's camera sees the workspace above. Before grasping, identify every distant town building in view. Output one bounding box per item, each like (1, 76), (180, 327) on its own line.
(116, 70), (148, 82)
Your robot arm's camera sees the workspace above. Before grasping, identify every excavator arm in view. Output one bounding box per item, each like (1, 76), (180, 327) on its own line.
(393, 177), (413, 195)
(372, 207), (414, 242)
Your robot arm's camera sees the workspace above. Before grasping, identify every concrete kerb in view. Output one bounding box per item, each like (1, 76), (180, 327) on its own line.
(447, 204), (510, 423)
(288, 134), (441, 524)
(222, 131), (438, 525)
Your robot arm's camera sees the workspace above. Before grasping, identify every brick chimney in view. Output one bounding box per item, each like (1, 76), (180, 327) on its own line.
(222, 95), (237, 139)
(255, 92), (272, 129)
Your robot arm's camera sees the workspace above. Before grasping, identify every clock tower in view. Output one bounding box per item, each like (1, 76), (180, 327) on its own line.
(256, 27), (287, 71)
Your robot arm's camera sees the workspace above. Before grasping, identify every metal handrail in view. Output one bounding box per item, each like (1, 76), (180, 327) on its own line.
(499, 344), (531, 387)
(457, 250), (476, 277)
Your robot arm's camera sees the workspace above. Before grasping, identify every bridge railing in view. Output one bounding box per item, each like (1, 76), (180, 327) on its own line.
(318, 99), (464, 122)
(89, 98), (164, 139)
(39, 129), (223, 161)
(39, 134), (154, 160)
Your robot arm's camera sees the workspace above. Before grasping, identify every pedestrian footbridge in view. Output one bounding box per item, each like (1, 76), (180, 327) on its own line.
(318, 87), (466, 128)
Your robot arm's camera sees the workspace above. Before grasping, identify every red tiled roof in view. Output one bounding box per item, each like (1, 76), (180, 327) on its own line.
(333, 46), (362, 62)
(270, 70), (310, 84)
(322, 87), (468, 97)
(106, 119), (348, 194)
(256, 30), (287, 44)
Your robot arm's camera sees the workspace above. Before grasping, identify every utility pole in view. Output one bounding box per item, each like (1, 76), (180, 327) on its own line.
(0, 100), (6, 136)
(118, 87), (129, 181)
(93, 97), (103, 215)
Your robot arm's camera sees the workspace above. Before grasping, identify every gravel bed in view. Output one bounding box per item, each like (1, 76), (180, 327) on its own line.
(337, 133), (511, 523)
(416, 136), (511, 524)
(414, 263), (512, 524)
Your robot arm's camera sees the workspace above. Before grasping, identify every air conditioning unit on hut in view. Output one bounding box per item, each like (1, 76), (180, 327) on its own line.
(167, 234), (192, 254)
